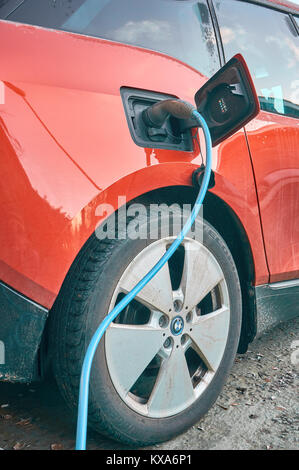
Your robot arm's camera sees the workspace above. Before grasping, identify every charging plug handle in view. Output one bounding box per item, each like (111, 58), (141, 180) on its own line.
(193, 164), (215, 189)
(143, 99), (195, 128)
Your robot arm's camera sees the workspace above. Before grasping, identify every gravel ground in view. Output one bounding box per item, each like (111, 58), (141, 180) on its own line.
(0, 318), (298, 451)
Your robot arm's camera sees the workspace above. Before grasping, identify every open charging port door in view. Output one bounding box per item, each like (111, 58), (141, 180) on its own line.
(194, 54), (260, 146)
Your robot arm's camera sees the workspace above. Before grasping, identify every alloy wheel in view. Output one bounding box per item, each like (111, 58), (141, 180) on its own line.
(105, 237), (230, 418)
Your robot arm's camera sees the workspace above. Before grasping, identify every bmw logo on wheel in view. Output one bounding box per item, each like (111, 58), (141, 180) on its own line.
(171, 316), (184, 336)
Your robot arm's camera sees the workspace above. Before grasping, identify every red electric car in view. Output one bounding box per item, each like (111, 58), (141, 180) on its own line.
(0, 0), (298, 445)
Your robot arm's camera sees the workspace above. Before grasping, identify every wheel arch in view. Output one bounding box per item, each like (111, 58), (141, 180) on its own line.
(43, 182), (257, 379)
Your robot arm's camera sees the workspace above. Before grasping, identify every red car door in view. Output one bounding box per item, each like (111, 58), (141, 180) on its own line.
(214, 0), (299, 282)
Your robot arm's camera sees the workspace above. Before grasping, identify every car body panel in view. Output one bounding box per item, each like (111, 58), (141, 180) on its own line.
(212, 0), (299, 280)
(245, 112), (299, 282)
(0, 20), (269, 308)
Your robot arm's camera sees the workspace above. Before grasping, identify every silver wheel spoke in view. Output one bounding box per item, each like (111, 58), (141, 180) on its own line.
(148, 347), (194, 415)
(181, 241), (224, 311)
(105, 323), (164, 394)
(118, 241), (173, 314)
(189, 306), (230, 371)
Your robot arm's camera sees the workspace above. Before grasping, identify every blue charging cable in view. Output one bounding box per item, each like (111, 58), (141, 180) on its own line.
(75, 108), (212, 450)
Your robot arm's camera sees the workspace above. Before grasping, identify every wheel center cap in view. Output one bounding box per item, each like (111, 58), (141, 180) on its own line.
(171, 316), (184, 336)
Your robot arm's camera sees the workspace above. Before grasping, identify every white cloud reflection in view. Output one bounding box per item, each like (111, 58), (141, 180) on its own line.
(110, 20), (172, 46)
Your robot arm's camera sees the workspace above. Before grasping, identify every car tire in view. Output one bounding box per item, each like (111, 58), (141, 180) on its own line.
(50, 204), (242, 446)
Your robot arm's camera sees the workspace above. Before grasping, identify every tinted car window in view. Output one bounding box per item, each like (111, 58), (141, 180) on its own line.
(0, 0), (24, 17)
(214, 0), (299, 119)
(6, 0), (219, 78)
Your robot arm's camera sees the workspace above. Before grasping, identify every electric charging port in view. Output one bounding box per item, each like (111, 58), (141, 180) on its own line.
(121, 87), (194, 152)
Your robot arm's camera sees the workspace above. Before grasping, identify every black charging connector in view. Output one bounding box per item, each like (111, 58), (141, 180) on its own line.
(121, 88), (194, 152)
